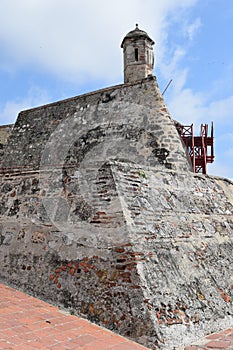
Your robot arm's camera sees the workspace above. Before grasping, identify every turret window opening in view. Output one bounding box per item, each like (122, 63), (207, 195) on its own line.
(135, 48), (139, 61)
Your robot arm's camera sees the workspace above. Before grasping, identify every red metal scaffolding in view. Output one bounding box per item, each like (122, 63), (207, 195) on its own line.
(176, 122), (214, 174)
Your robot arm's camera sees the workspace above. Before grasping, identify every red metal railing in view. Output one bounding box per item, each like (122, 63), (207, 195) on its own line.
(177, 122), (214, 174)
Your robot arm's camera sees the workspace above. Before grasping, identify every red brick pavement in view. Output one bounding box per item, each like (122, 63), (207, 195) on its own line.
(0, 282), (233, 350)
(0, 283), (149, 350)
(183, 327), (233, 350)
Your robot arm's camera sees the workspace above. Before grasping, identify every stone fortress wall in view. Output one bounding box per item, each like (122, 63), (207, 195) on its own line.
(0, 25), (232, 349)
(1, 78), (190, 172)
(0, 124), (13, 162)
(0, 77), (232, 349)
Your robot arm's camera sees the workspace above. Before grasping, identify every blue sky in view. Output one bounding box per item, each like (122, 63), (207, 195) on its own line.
(0, 0), (232, 179)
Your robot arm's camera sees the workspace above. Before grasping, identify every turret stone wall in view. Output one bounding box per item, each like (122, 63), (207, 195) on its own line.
(121, 25), (155, 83)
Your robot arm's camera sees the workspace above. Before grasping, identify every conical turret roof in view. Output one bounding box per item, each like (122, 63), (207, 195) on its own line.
(121, 24), (154, 47)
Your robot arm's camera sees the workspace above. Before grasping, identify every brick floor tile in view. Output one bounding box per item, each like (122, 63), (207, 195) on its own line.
(205, 340), (231, 348)
(108, 336), (129, 345)
(78, 321), (103, 330)
(29, 329), (50, 338)
(20, 340), (41, 349)
(110, 342), (144, 350)
(206, 333), (222, 340)
(54, 322), (80, 332)
(45, 316), (72, 325)
(18, 316), (45, 324)
(49, 345), (71, 350)
(32, 335), (59, 347)
(0, 323), (11, 331)
(68, 316), (94, 326)
(1, 283), (233, 350)
(0, 340), (14, 348)
(126, 342), (150, 349)
(0, 329), (20, 338)
(219, 329), (233, 336)
(52, 334), (74, 343)
(83, 340), (113, 350)
(6, 335), (27, 345)
(12, 344), (36, 350)
(54, 329), (82, 339)
(24, 323), (47, 332)
(57, 340), (87, 350)
(18, 332), (40, 342)
(2, 314), (22, 322)
(69, 334), (98, 347)
(0, 308), (11, 315)
(225, 334), (233, 341)
(86, 329), (118, 341)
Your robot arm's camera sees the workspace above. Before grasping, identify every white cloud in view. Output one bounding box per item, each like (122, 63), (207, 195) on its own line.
(0, 101), (30, 125)
(160, 47), (187, 82)
(2, 0), (232, 179)
(167, 84), (233, 127)
(186, 17), (202, 41)
(207, 95), (233, 124)
(209, 135), (233, 180)
(0, 0), (198, 84)
(0, 0), (200, 126)
(167, 88), (206, 125)
(159, 30), (233, 179)
(166, 83), (233, 178)
(0, 86), (50, 125)
(208, 161), (233, 180)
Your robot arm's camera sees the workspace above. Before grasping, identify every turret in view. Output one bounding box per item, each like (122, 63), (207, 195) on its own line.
(121, 24), (155, 83)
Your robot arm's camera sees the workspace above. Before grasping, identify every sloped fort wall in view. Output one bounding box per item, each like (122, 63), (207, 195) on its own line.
(0, 77), (232, 349)
(1, 77), (190, 172)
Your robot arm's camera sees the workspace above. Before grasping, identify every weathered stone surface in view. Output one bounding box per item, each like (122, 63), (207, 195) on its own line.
(0, 160), (232, 349)
(0, 78), (232, 350)
(1, 78), (190, 173)
(0, 124), (13, 164)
